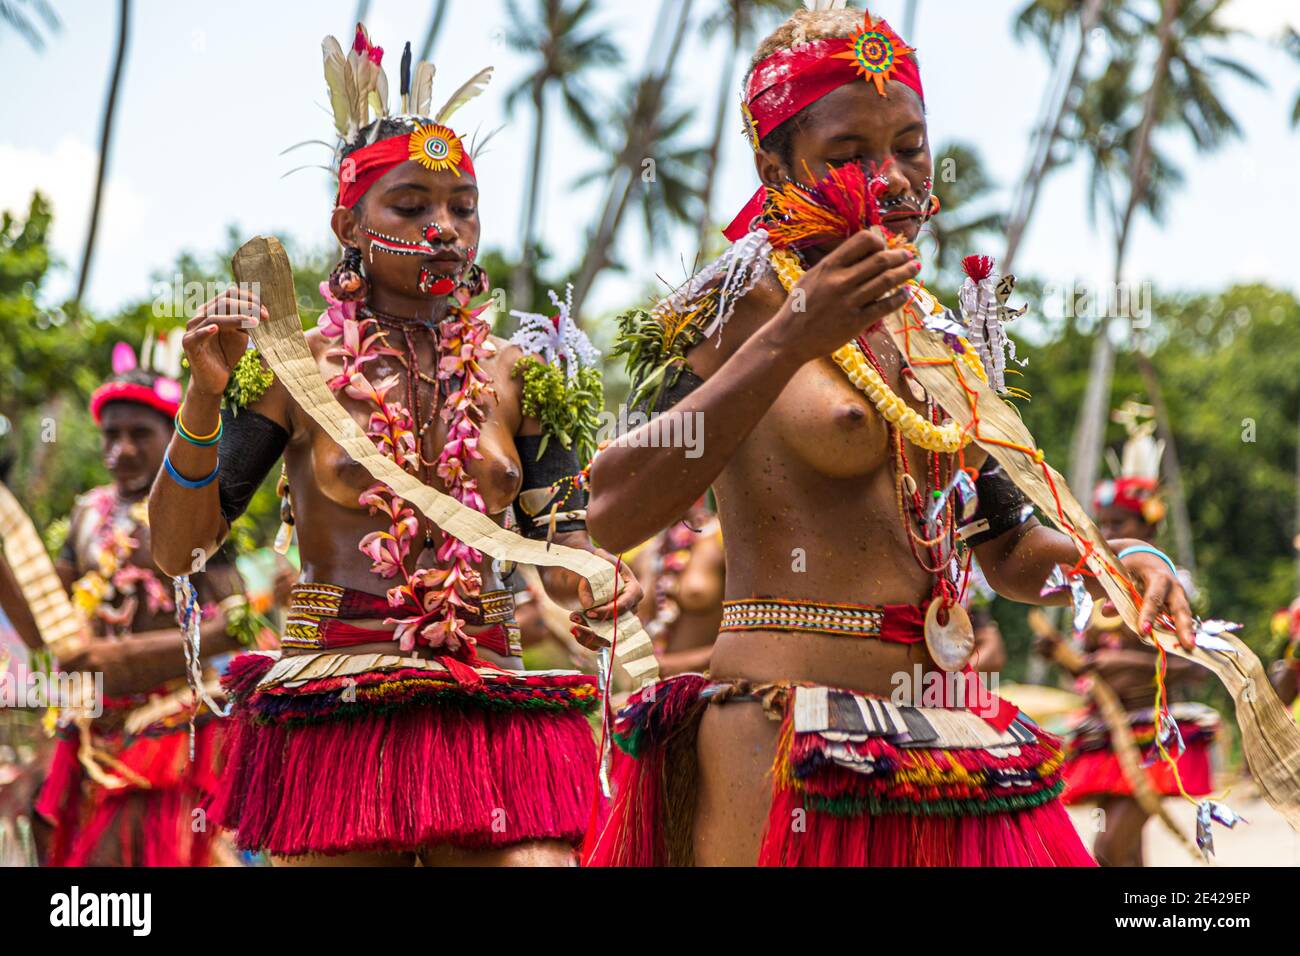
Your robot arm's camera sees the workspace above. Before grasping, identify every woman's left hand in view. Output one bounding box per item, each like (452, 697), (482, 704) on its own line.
(571, 549), (644, 651)
(1119, 551), (1196, 651)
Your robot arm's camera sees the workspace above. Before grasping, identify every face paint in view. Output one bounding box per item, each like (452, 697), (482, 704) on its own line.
(418, 269), (457, 296)
(366, 223), (464, 298)
(364, 227), (436, 257)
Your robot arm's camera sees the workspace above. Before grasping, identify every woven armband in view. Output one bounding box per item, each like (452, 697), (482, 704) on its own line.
(959, 458), (1035, 547)
(514, 436), (587, 540)
(217, 408), (289, 525)
(646, 364), (705, 416)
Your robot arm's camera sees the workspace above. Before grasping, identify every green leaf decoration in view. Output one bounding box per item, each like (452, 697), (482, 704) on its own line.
(513, 356), (605, 465)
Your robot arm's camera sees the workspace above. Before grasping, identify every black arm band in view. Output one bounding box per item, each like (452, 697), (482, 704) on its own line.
(217, 407), (289, 525)
(513, 435), (587, 538)
(961, 458), (1034, 547)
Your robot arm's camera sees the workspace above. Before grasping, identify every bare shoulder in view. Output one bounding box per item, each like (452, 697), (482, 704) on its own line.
(488, 335), (527, 391)
(485, 335), (531, 428)
(304, 325), (331, 359)
(239, 328), (318, 432)
(685, 268), (786, 379)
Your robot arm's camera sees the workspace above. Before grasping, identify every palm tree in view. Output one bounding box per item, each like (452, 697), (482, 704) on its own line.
(574, 81), (707, 267)
(1002, 0), (1118, 275)
(572, 0), (696, 318)
(73, 0), (130, 313)
(504, 0), (622, 310)
(1067, 0), (1263, 571)
(0, 0), (58, 49)
(417, 0), (450, 62)
(693, 0), (795, 261)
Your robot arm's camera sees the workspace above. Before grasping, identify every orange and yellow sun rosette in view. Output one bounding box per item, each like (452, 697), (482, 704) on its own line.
(408, 124), (466, 176)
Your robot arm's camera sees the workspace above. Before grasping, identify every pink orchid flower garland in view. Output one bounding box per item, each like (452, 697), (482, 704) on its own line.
(317, 283), (497, 654)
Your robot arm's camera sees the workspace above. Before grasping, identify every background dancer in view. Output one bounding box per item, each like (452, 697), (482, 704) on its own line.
(0, 346), (250, 866)
(1044, 403), (1217, 866)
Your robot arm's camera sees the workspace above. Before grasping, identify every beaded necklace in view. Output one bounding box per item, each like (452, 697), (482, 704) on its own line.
(317, 282), (495, 654)
(767, 250), (975, 663)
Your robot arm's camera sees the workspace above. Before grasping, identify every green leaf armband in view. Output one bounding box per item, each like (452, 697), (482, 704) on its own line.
(513, 355), (604, 466)
(224, 347), (275, 411)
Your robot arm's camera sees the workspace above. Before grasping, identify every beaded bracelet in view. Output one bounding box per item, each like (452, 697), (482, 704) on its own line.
(164, 453), (220, 489)
(175, 409), (223, 446)
(1116, 544), (1178, 579)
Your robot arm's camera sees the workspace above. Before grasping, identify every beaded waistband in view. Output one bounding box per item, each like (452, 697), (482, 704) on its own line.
(283, 582), (521, 656)
(719, 598), (926, 643)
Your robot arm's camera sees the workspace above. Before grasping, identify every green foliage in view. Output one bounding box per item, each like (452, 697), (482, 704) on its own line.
(222, 593), (273, 649)
(988, 284), (1300, 708)
(0, 192), (329, 547)
(224, 348), (275, 410)
(513, 356), (604, 465)
(610, 307), (666, 409)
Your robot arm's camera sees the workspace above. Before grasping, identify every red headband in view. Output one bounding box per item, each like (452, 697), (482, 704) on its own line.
(726, 11), (922, 241)
(1093, 477), (1158, 516)
(90, 379), (182, 424)
(337, 123), (477, 209)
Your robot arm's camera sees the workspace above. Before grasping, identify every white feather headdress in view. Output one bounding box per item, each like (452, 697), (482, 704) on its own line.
(320, 23), (494, 152)
(1111, 401), (1165, 482)
(510, 286), (601, 378)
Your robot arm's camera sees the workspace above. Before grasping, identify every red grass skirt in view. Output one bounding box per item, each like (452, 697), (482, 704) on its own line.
(34, 717), (224, 867)
(1062, 718), (1216, 802)
(210, 652), (599, 857)
(584, 675), (1095, 867)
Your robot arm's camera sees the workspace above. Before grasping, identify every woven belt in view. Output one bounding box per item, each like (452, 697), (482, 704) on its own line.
(719, 598), (926, 644)
(284, 583), (521, 655)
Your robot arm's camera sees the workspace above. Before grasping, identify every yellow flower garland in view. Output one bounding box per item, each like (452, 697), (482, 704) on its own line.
(769, 249), (984, 454)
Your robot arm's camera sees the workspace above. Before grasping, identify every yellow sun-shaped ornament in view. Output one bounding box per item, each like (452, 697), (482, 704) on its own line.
(408, 124), (465, 176)
(832, 12), (915, 97)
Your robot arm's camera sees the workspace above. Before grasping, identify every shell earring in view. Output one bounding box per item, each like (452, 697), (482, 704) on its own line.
(328, 245), (367, 301)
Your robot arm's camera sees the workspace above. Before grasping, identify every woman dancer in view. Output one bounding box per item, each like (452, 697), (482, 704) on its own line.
(1052, 405), (1217, 866)
(149, 25), (636, 866)
(0, 352), (247, 866)
(584, 3), (1195, 866)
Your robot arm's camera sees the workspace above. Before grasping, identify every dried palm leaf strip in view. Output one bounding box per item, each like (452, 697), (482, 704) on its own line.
(231, 236), (658, 686)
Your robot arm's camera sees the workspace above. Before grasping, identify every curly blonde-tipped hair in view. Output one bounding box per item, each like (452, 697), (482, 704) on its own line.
(750, 8), (863, 68)
(743, 7), (921, 160)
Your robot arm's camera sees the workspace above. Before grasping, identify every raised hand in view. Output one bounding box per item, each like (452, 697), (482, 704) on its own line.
(182, 288), (265, 398)
(771, 229), (920, 365)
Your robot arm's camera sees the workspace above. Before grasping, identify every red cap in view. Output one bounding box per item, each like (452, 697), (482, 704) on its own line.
(90, 378), (182, 424)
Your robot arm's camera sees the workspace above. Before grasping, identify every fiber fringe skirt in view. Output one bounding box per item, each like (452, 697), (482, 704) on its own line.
(1061, 702), (1219, 802)
(583, 674), (1096, 867)
(210, 651), (600, 857)
(35, 704), (224, 867)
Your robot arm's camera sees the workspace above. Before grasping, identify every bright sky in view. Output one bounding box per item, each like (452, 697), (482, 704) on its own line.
(1, 0), (1297, 322)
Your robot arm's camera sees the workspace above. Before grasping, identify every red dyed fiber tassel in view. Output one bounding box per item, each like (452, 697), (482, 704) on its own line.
(212, 699), (597, 856)
(962, 254), (995, 282)
(765, 161), (893, 250)
(757, 785), (1095, 866)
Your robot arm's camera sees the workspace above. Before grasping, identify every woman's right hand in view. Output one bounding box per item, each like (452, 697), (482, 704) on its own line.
(770, 229), (919, 365)
(182, 288), (266, 397)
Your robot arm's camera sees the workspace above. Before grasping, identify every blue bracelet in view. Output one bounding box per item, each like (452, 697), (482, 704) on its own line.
(1117, 544), (1178, 578)
(164, 453), (220, 489)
